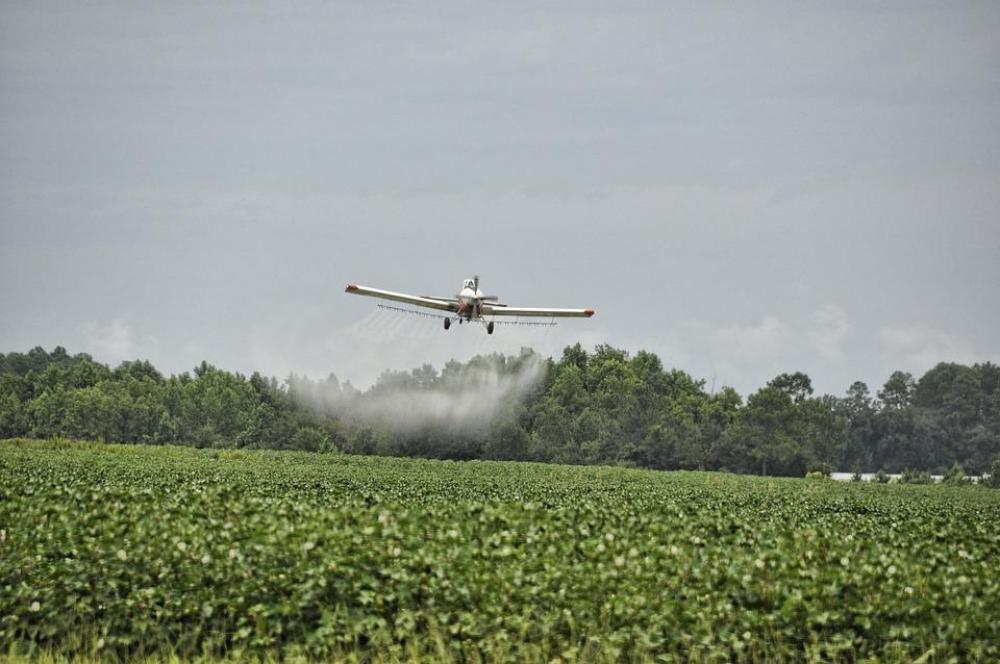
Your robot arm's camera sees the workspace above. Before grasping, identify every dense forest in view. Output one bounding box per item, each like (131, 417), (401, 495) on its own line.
(2, 345), (999, 477)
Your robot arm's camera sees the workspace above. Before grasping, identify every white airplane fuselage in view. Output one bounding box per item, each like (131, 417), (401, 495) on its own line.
(455, 279), (484, 320)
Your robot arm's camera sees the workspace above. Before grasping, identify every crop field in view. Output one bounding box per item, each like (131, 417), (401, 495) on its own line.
(1, 439), (998, 662)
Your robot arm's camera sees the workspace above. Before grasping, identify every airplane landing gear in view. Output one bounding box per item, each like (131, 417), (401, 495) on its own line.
(487, 321), (495, 335)
(444, 318), (451, 330)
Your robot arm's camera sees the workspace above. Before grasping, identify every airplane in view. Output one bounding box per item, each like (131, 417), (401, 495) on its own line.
(345, 276), (595, 334)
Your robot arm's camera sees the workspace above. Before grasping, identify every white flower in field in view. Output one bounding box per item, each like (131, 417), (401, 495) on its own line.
(302, 541), (316, 552)
(754, 558), (766, 570)
(177, 541), (187, 552)
(201, 554), (212, 565)
(30, 601), (40, 612)
(0, 529), (6, 543)
(613, 555), (624, 567)
(840, 557), (850, 567)
(669, 545), (681, 556)
(96, 638), (105, 650)
(904, 586), (914, 595)
(604, 533), (615, 543)
(228, 548), (239, 560)
(116, 549), (127, 561)
(446, 528), (459, 539)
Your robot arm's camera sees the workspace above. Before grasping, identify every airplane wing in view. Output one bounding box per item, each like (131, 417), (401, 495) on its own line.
(345, 284), (457, 313)
(482, 303), (595, 318)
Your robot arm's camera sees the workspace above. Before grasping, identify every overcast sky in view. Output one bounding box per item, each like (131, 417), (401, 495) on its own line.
(2, 2), (998, 396)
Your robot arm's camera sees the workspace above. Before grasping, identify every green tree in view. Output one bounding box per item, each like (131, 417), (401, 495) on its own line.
(768, 372), (813, 404)
(879, 371), (915, 410)
(727, 374), (843, 477)
(731, 384), (801, 476)
(985, 458), (1000, 489)
(0, 390), (26, 437)
(839, 381), (876, 471)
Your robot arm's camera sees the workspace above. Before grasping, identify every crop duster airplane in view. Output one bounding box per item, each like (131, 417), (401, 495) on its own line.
(345, 276), (595, 335)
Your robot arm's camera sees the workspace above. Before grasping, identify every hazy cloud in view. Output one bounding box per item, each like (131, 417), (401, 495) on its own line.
(713, 315), (790, 360)
(876, 325), (977, 373)
(81, 320), (160, 367)
(808, 305), (851, 362)
(654, 305), (854, 394)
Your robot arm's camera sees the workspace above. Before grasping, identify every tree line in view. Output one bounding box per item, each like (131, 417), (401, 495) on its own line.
(1, 345), (998, 477)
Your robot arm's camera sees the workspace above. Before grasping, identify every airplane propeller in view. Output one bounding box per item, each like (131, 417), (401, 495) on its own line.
(473, 275), (499, 301)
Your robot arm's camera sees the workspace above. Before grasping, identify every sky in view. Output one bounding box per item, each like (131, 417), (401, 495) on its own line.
(1, 2), (998, 396)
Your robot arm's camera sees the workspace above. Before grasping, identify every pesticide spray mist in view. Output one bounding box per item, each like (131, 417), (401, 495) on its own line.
(258, 305), (564, 446)
(288, 343), (549, 436)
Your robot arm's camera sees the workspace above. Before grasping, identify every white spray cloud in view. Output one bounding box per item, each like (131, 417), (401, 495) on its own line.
(248, 301), (572, 389)
(289, 350), (547, 434)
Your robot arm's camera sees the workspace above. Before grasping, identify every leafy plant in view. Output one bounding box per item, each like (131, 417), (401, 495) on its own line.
(942, 463), (969, 486)
(900, 468), (934, 484)
(1, 438), (998, 662)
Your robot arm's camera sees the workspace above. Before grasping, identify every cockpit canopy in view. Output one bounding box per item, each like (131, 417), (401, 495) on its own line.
(463, 279), (476, 290)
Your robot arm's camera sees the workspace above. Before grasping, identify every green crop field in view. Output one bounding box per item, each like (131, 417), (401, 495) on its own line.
(2, 439), (998, 662)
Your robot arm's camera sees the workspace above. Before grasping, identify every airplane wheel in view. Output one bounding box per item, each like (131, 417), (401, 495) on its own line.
(444, 318), (451, 330)
(487, 321), (494, 335)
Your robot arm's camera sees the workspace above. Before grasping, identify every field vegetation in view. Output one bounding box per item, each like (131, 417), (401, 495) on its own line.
(2, 439), (998, 662)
